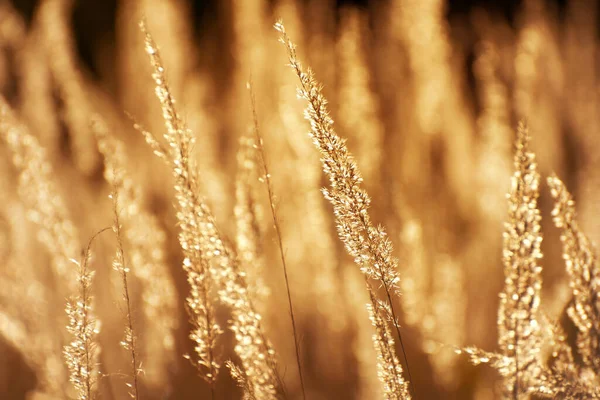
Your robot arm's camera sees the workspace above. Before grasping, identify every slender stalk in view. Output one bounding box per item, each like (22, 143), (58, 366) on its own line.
(357, 208), (415, 396)
(385, 290), (414, 394)
(65, 227), (110, 400)
(93, 116), (179, 388)
(275, 22), (412, 398)
(80, 227), (111, 398)
(111, 190), (140, 399)
(248, 81), (306, 400)
(366, 279), (407, 397)
(139, 20), (223, 388)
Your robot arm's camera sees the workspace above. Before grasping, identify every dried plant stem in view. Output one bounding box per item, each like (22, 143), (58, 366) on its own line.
(275, 21), (412, 399)
(93, 117), (178, 388)
(458, 125), (596, 399)
(64, 227), (109, 400)
(384, 288), (412, 389)
(498, 122), (544, 398)
(248, 82), (306, 400)
(123, 261), (140, 400)
(367, 288), (410, 400)
(139, 19), (222, 386)
(548, 174), (600, 372)
(111, 190), (140, 400)
(140, 22), (282, 399)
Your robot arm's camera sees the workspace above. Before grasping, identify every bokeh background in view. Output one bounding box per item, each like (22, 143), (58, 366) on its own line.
(0, 0), (599, 398)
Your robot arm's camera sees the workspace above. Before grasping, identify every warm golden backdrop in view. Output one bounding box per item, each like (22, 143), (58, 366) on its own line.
(0, 0), (599, 399)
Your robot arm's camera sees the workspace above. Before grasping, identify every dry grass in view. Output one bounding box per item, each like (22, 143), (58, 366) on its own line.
(1, 0), (600, 399)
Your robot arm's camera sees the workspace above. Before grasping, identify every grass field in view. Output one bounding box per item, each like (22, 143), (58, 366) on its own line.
(0, 0), (599, 399)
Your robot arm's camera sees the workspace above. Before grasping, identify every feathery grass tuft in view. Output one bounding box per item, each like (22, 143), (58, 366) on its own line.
(497, 122), (546, 398)
(139, 22), (282, 399)
(275, 20), (413, 399)
(64, 229), (108, 400)
(139, 19), (222, 387)
(548, 174), (600, 375)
